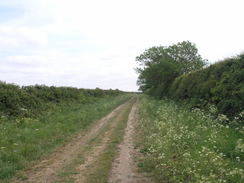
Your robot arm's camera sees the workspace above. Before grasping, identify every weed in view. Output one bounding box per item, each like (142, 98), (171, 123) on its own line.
(0, 95), (131, 181)
(138, 96), (243, 183)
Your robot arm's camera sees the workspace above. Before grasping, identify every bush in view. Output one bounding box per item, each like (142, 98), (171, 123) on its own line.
(170, 53), (244, 118)
(0, 82), (123, 117)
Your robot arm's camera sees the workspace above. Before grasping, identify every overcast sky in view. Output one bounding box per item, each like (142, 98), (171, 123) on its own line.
(0, 0), (243, 91)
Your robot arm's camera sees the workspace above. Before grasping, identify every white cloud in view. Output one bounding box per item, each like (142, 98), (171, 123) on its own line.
(0, 0), (244, 91)
(0, 25), (48, 49)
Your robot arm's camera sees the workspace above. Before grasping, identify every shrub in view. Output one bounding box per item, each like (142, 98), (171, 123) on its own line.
(170, 53), (244, 118)
(0, 82), (123, 117)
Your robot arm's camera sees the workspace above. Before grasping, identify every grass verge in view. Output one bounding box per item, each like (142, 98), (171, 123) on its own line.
(138, 96), (243, 183)
(0, 94), (131, 181)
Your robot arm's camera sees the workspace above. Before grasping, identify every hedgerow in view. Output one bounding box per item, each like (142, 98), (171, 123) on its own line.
(170, 54), (244, 118)
(0, 81), (123, 117)
(136, 41), (244, 120)
(0, 81), (129, 180)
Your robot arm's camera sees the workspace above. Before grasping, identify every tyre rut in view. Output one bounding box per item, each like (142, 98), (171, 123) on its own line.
(13, 100), (130, 183)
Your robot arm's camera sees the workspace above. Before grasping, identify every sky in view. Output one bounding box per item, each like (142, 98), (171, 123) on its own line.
(0, 0), (243, 91)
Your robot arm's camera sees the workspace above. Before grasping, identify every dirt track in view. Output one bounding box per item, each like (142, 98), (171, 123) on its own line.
(14, 98), (152, 183)
(109, 99), (152, 183)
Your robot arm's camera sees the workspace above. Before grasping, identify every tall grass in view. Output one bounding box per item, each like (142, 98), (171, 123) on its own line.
(138, 96), (243, 183)
(0, 94), (131, 180)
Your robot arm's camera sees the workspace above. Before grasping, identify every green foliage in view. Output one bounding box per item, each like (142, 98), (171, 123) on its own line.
(0, 82), (41, 117)
(136, 41), (206, 97)
(0, 94), (131, 180)
(165, 41), (207, 74)
(170, 54), (244, 118)
(136, 40), (244, 118)
(0, 82), (123, 117)
(136, 41), (206, 74)
(0, 81), (126, 180)
(138, 96), (243, 183)
(137, 57), (180, 97)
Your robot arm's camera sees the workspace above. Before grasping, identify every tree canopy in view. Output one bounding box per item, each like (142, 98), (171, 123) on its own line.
(136, 41), (207, 97)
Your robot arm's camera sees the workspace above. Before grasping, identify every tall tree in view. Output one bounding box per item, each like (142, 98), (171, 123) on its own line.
(137, 57), (180, 97)
(136, 41), (207, 97)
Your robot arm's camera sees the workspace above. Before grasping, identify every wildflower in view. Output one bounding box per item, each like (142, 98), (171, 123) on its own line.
(235, 139), (244, 153)
(217, 114), (229, 123)
(236, 157), (240, 162)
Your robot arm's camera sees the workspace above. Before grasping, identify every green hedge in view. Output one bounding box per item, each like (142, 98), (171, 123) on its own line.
(169, 54), (244, 118)
(0, 82), (123, 117)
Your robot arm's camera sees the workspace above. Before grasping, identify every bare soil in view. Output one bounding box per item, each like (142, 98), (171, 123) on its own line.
(13, 98), (152, 183)
(13, 102), (127, 183)
(73, 108), (121, 183)
(109, 100), (152, 183)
